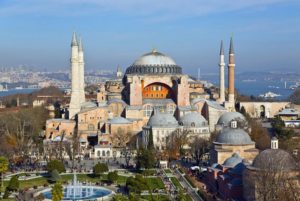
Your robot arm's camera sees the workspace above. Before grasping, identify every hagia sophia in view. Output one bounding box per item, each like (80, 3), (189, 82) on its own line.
(44, 33), (299, 200)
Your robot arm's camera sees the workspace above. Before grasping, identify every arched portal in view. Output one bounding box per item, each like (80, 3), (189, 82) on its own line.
(142, 82), (175, 100)
(260, 105), (266, 118)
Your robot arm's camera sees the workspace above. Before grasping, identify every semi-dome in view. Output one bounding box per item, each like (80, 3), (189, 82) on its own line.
(252, 149), (298, 171)
(125, 49), (182, 75)
(147, 112), (178, 127)
(215, 128), (254, 145)
(217, 112), (247, 127)
(223, 153), (243, 167)
(180, 112), (208, 127)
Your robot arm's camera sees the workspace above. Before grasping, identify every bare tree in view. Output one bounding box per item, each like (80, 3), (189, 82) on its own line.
(190, 137), (209, 165)
(112, 128), (133, 148)
(166, 129), (189, 159)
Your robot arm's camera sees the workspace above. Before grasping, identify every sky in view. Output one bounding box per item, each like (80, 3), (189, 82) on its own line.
(0, 0), (299, 74)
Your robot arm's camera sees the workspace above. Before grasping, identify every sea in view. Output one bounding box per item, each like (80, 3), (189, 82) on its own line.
(0, 79), (295, 100)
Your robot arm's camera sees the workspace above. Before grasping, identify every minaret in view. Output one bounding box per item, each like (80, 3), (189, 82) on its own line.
(69, 32), (85, 119)
(219, 40), (225, 103)
(116, 65), (122, 78)
(78, 37), (85, 104)
(228, 37), (235, 105)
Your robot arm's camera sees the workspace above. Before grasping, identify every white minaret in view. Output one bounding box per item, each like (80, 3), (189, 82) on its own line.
(219, 40), (225, 103)
(69, 32), (85, 119)
(78, 37), (85, 104)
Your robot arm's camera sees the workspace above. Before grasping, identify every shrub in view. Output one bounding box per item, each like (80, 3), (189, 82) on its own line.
(47, 160), (65, 173)
(107, 171), (119, 184)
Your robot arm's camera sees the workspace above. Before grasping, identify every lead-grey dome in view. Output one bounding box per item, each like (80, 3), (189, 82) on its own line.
(147, 113), (178, 127)
(215, 128), (254, 145)
(252, 149), (298, 171)
(223, 153), (243, 167)
(180, 113), (208, 127)
(217, 112), (247, 128)
(125, 50), (182, 75)
(81, 101), (97, 109)
(108, 117), (132, 124)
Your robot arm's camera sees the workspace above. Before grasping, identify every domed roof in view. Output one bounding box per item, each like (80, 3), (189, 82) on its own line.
(81, 101), (97, 109)
(180, 112), (208, 127)
(215, 128), (254, 145)
(217, 112), (247, 128)
(125, 50), (182, 75)
(108, 117), (132, 124)
(147, 112), (178, 127)
(252, 149), (298, 171)
(223, 153), (243, 167)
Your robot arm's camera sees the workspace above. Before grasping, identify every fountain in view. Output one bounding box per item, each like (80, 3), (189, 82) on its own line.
(42, 173), (113, 200)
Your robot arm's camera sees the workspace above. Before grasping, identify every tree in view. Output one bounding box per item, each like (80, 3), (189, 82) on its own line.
(136, 148), (156, 169)
(113, 194), (129, 201)
(113, 128), (133, 147)
(272, 116), (294, 140)
(249, 119), (270, 150)
(0, 156), (8, 193)
(6, 175), (19, 192)
(289, 89), (300, 105)
(49, 169), (62, 182)
(47, 160), (65, 173)
(51, 182), (64, 201)
(107, 171), (119, 184)
(93, 163), (108, 178)
(189, 137), (209, 165)
(166, 129), (189, 159)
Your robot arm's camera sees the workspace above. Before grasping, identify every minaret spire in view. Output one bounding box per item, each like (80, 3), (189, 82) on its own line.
(71, 32), (78, 46)
(219, 40), (225, 103)
(228, 36), (236, 110)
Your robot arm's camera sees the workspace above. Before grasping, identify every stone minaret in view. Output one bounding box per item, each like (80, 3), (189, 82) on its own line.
(219, 40), (225, 103)
(69, 32), (85, 119)
(228, 37), (235, 105)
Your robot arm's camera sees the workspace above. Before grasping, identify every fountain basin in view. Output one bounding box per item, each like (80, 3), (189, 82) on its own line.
(40, 186), (113, 201)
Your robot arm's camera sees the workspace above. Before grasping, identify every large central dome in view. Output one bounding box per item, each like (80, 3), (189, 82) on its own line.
(125, 49), (182, 75)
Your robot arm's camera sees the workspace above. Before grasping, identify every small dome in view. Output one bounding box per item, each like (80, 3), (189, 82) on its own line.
(180, 112), (208, 127)
(125, 50), (182, 75)
(147, 112), (178, 127)
(108, 117), (132, 124)
(252, 149), (298, 171)
(217, 112), (247, 128)
(215, 128), (254, 145)
(223, 153), (243, 167)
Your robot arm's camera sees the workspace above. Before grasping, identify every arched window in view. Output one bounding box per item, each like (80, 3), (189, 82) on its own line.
(167, 105), (175, 114)
(97, 151), (100, 157)
(191, 122), (195, 127)
(102, 150), (106, 156)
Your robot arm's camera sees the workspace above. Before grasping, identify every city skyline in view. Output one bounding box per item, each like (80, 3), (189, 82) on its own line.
(0, 0), (300, 74)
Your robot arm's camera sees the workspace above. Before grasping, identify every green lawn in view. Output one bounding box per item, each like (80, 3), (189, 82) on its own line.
(164, 169), (172, 174)
(170, 177), (183, 190)
(145, 177), (165, 190)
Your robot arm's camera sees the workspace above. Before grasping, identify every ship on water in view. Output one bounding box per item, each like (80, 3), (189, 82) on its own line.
(259, 91), (281, 98)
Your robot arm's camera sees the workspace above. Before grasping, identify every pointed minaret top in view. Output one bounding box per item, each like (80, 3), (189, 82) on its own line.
(220, 40), (224, 55)
(78, 37), (83, 52)
(229, 37), (234, 54)
(71, 32), (78, 46)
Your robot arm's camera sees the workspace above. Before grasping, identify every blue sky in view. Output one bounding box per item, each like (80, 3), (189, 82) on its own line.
(0, 0), (299, 74)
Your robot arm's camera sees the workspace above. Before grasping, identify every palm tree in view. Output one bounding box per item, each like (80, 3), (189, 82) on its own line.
(51, 182), (63, 201)
(0, 156), (9, 193)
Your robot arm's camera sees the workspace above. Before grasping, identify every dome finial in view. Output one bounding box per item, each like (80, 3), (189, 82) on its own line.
(152, 48), (157, 53)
